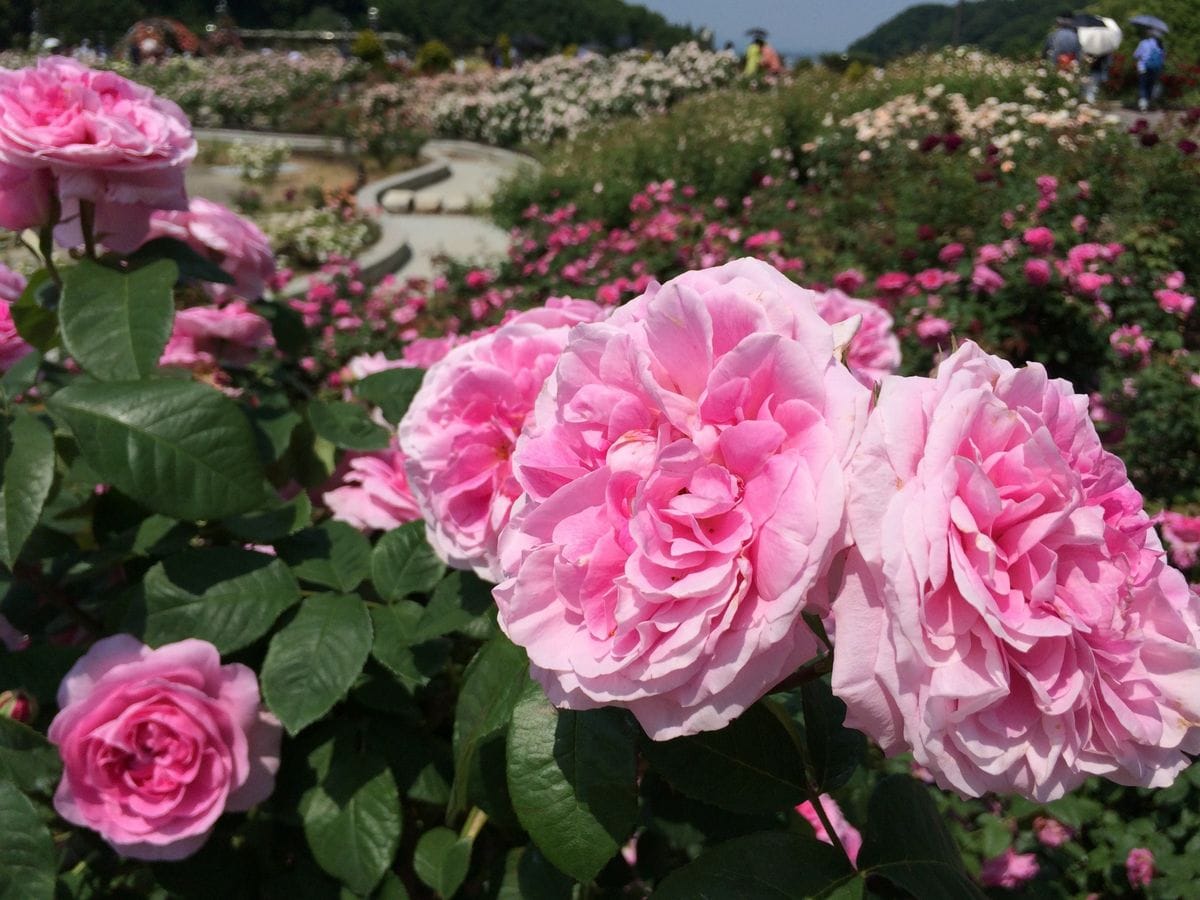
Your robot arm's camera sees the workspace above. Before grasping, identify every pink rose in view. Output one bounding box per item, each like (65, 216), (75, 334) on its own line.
(1155, 289), (1195, 316)
(160, 300), (274, 370)
(47, 635), (280, 860)
(1126, 847), (1155, 888)
(399, 298), (607, 580)
(1024, 258), (1052, 287)
(146, 198), (275, 301)
(831, 341), (1200, 801)
(401, 335), (467, 368)
(813, 288), (900, 388)
(939, 243), (966, 265)
(323, 444), (422, 532)
(0, 58), (195, 252)
(915, 316), (952, 344)
(0, 263), (32, 371)
(875, 272), (911, 296)
(1161, 512), (1200, 569)
(496, 259), (870, 739)
(796, 795), (862, 866)
(1033, 816), (1073, 848)
(1022, 227), (1056, 256)
(971, 264), (1005, 294)
(834, 269), (866, 294)
(980, 848), (1040, 889)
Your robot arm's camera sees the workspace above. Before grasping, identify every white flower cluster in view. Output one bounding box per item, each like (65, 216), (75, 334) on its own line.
(256, 207), (380, 268)
(228, 139), (292, 185)
(430, 44), (738, 146)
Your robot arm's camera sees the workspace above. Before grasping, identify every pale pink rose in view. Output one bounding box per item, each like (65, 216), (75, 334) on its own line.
(831, 341), (1200, 801)
(47, 634), (280, 861)
(146, 198), (275, 301)
(796, 795), (862, 865)
(1126, 847), (1155, 888)
(1024, 258), (1052, 287)
(813, 289), (900, 387)
(1033, 816), (1073, 848)
(1161, 512), (1200, 569)
(399, 298), (607, 580)
(915, 316), (952, 344)
(401, 335), (467, 368)
(971, 264), (1005, 294)
(0, 262), (32, 371)
(341, 352), (408, 383)
(1164, 271), (1185, 291)
(323, 444), (422, 532)
(980, 848), (1040, 889)
(496, 258), (870, 739)
(160, 301), (273, 370)
(0, 58), (195, 252)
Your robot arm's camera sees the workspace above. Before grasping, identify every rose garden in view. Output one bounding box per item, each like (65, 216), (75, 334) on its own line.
(1, 19), (1200, 900)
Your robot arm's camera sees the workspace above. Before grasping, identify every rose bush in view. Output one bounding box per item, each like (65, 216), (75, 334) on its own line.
(494, 258), (870, 738)
(147, 198), (275, 301)
(47, 635), (280, 861)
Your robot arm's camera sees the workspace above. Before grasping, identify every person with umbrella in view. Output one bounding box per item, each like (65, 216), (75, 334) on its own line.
(1072, 14), (1122, 104)
(1044, 11), (1081, 72)
(744, 28), (765, 76)
(1131, 17), (1168, 111)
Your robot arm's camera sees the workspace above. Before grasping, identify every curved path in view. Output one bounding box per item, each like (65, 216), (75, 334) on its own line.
(355, 139), (537, 282)
(188, 130), (536, 286)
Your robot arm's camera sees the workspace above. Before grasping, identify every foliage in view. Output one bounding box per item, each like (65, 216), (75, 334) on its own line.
(414, 39), (454, 75)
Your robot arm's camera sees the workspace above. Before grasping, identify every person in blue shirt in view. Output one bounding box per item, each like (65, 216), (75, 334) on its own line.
(1133, 30), (1166, 111)
(1044, 13), (1082, 71)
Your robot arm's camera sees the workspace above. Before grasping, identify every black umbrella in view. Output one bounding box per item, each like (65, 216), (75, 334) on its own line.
(745, 28), (768, 39)
(1071, 14), (1107, 28)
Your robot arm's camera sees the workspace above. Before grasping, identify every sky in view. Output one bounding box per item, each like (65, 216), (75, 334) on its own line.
(638, 0), (958, 55)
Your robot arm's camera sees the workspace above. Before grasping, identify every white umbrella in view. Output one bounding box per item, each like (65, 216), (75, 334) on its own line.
(1078, 17), (1122, 57)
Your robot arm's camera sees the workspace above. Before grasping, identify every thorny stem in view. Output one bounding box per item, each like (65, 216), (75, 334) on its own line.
(79, 200), (96, 259)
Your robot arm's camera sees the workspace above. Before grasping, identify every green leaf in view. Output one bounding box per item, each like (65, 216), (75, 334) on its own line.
(415, 571), (496, 643)
(10, 271), (59, 353)
(371, 521), (444, 601)
(142, 547), (301, 653)
(414, 827), (471, 898)
(124, 236), (236, 286)
(0, 717), (61, 796)
(449, 634), (529, 817)
(355, 367), (425, 425)
(856, 775), (985, 900)
(261, 593), (373, 734)
(223, 493), (311, 542)
(655, 832), (856, 899)
(253, 299), (308, 358)
(800, 679), (866, 793)
(301, 744), (402, 896)
(47, 379), (269, 521)
(0, 645), (85, 720)
(0, 781), (55, 900)
(497, 848), (574, 900)
(0, 410), (55, 568)
(308, 400), (390, 451)
(506, 681), (637, 883)
(369, 602), (450, 691)
(0, 350), (42, 398)
(278, 521), (371, 592)
(59, 258), (177, 380)
(643, 701), (808, 815)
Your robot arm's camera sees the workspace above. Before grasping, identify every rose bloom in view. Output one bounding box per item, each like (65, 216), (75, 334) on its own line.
(495, 259), (870, 739)
(160, 301), (274, 370)
(796, 794), (862, 866)
(0, 57), (195, 252)
(1022, 226), (1056, 256)
(146, 198), (275, 301)
(1033, 815), (1073, 848)
(979, 848), (1040, 889)
(324, 443), (422, 532)
(0, 262), (31, 371)
(1126, 847), (1155, 888)
(939, 243), (966, 266)
(1155, 289), (1195, 317)
(813, 288), (901, 388)
(48, 635), (281, 861)
(1024, 258), (1053, 287)
(399, 298), (607, 580)
(1161, 511), (1200, 569)
(831, 341), (1200, 801)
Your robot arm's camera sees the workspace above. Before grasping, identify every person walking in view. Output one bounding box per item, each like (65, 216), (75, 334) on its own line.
(1044, 12), (1081, 71)
(744, 37), (763, 76)
(1134, 29), (1166, 111)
